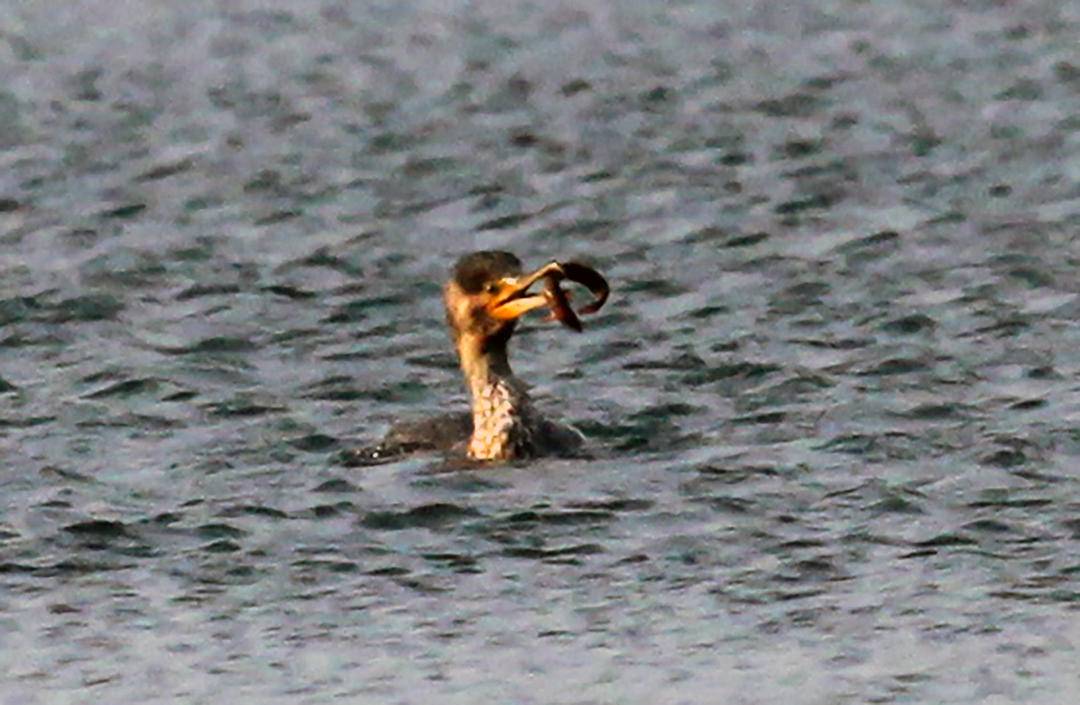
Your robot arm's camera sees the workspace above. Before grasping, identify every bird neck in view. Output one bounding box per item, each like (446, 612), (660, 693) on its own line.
(455, 334), (535, 460)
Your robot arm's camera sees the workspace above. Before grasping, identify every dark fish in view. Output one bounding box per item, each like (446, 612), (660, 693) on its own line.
(543, 261), (609, 331)
(561, 261), (609, 315)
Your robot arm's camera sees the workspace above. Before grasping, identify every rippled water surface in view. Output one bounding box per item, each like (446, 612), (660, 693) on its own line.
(2, 1), (1080, 703)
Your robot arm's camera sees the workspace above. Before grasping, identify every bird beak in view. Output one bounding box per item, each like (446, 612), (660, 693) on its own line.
(486, 261), (565, 321)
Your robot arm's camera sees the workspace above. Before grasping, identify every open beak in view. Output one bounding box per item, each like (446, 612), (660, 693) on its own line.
(486, 259), (609, 331)
(486, 261), (565, 322)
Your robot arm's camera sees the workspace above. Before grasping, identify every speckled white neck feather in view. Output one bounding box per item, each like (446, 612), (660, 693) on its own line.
(467, 376), (537, 460)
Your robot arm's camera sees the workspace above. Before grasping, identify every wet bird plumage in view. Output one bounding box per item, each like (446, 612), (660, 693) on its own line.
(443, 251), (583, 460)
(352, 250), (604, 465)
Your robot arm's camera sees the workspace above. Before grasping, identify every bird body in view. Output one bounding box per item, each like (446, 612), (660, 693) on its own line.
(348, 251), (606, 465)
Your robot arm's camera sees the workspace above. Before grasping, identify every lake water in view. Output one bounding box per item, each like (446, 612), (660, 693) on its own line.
(1, 1), (1079, 703)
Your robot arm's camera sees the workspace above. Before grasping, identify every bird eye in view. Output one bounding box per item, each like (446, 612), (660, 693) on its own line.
(485, 282), (499, 294)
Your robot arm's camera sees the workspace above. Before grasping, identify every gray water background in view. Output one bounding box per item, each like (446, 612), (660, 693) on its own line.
(1, 1), (1079, 703)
